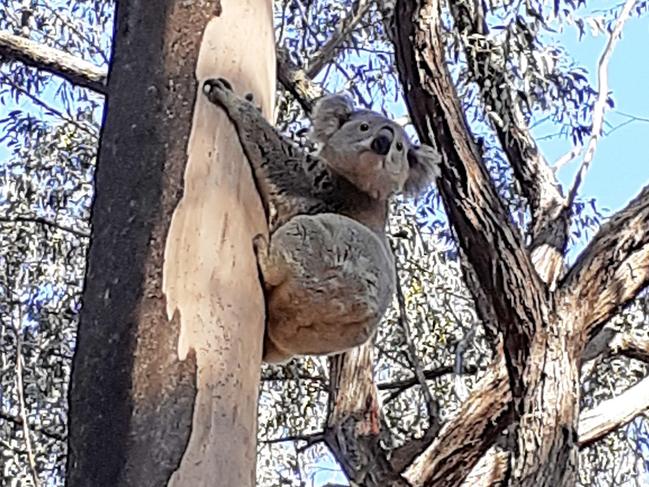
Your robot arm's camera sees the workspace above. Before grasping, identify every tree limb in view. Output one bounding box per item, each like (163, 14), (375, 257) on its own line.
(449, 2), (566, 263)
(560, 184), (649, 336)
(393, 0), (547, 394)
(578, 375), (649, 446)
(305, 0), (373, 79)
(277, 48), (324, 114)
(566, 0), (637, 207)
(583, 327), (649, 364)
(0, 30), (107, 94)
(403, 354), (511, 487)
(324, 344), (411, 486)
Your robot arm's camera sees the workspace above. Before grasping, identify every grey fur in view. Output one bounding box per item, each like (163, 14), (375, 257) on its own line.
(203, 78), (440, 363)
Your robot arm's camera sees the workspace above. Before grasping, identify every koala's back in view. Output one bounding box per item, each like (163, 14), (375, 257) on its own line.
(261, 213), (395, 363)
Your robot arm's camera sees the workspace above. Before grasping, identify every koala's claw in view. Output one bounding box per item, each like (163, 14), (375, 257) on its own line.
(202, 77), (234, 104)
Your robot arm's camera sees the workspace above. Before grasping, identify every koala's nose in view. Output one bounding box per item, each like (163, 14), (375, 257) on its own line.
(371, 128), (394, 155)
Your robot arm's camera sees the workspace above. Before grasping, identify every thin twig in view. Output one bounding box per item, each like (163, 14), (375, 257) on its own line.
(567, 0), (637, 206)
(15, 324), (41, 487)
(391, 253), (439, 425)
(552, 144), (583, 173)
(0, 215), (90, 239)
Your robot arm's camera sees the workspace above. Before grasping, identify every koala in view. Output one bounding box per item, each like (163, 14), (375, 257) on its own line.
(203, 78), (440, 363)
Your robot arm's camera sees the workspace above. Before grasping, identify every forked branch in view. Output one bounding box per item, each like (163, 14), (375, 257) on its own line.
(393, 0), (547, 392)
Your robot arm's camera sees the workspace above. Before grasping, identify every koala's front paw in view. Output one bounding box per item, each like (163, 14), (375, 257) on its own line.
(202, 77), (234, 106)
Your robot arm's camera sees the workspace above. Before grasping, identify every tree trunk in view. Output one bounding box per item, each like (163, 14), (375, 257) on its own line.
(66, 1), (275, 486)
(509, 319), (580, 486)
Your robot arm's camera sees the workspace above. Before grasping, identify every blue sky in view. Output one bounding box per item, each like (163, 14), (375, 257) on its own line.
(535, 10), (649, 215)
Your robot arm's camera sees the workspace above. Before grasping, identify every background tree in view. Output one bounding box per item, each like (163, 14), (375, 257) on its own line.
(1, 0), (649, 486)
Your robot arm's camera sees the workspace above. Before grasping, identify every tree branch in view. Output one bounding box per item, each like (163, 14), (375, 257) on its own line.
(0, 30), (107, 94)
(449, 2), (566, 263)
(0, 215), (91, 239)
(324, 344), (411, 486)
(377, 364), (478, 392)
(583, 327), (649, 364)
(393, 0), (548, 394)
(566, 0), (637, 207)
(560, 184), (649, 336)
(578, 375), (649, 447)
(403, 353), (512, 487)
(305, 0), (373, 78)
(277, 48), (324, 114)
(0, 410), (66, 443)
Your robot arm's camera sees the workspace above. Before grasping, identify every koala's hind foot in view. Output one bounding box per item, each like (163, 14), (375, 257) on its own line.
(261, 213), (396, 364)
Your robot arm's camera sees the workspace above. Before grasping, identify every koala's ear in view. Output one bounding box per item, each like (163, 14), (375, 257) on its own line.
(309, 94), (354, 143)
(404, 144), (441, 197)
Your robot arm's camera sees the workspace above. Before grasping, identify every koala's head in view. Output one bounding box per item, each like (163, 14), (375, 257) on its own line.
(309, 94), (440, 200)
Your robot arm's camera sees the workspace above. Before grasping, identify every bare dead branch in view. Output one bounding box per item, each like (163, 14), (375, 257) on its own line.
(566, 0), (637, 206)
(553, 145), (583, 173)
(0, 30), (107, 94)
(561, 184), (649, 336)
(578, 375), (649, 446)
(305, 0), (373, 78)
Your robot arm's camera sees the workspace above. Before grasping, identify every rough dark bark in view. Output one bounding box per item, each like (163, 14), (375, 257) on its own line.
(560, 184), (649, 336)
(66, 1), (219, 485)
(404, 353), (511, 487)
(391, 1), (602, 485)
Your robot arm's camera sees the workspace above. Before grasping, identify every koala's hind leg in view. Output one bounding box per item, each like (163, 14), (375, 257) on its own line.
(261, 214), (395, 363)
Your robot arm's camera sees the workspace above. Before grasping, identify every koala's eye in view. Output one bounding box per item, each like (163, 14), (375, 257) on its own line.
(360, 123), (370, 132)
(395, 142), (404, 151)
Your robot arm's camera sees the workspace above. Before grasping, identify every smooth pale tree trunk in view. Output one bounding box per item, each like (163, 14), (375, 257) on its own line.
(66, 1), (275, 486)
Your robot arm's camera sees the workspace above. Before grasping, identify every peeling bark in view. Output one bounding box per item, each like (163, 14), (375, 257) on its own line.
(67, 1), (275, 486)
